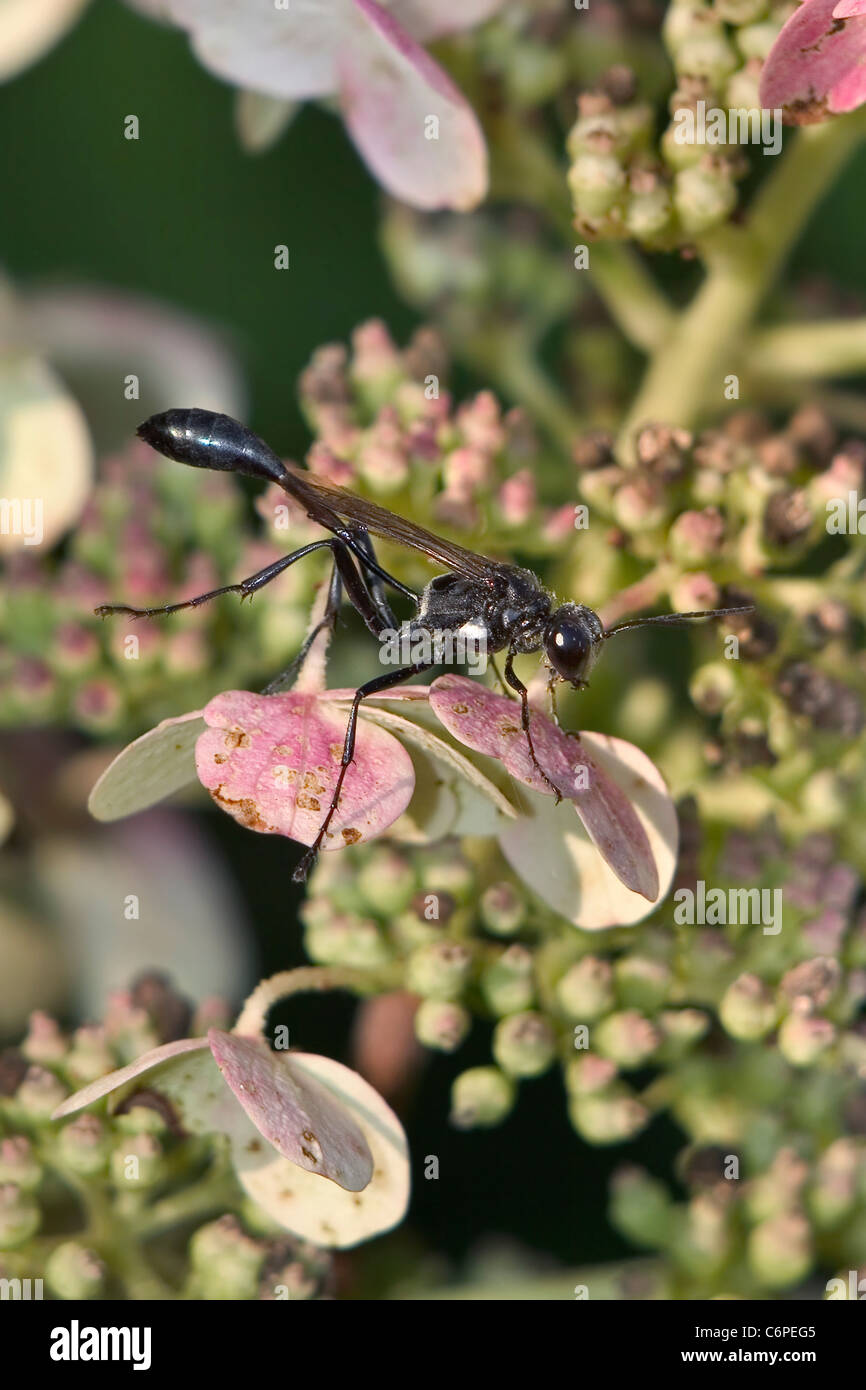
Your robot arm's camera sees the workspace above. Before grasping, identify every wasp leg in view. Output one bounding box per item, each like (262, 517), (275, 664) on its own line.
(504, 652), (561, 802)
(292, 660), (434, 883)
(94, 539), (341, 619)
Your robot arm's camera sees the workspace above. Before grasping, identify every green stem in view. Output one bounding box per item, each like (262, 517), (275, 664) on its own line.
(589, 243), (675, 353)
(233, 965), (390, 1037)
(750, 318), (866, 378)
(616, 114), (866, 460)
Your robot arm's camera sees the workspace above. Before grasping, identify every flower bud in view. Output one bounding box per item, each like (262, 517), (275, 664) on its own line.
(414, 999), (471, 1053)
(564, 1053), (618, 1097)
(595, 1011), (660, 1068)
(748, 1211), (812, 1289)
(46, 1243), (107, 1300)
(406, 941), (472, 1001)
(450, 1067), (516, 1130)
(0, 1184), (40, 1248)
(15, 1065), (67, 1120)
(809, 1140), (860, 1228)
(21, 1012), (67, 1064)
(674, 161), (738, 237)
(568, 153), (627, 220)
(479, 881), (526, 937)
(614, 956), (672, 1012)
(669, 507), (726, 565)
(610, 1166), (674, 1248)
(689, 661), (737, 716)
(58, 1114), (112, 1177)
(65, 1026), (115, 1085)
(480, 946), (535, 1017)
(110, 1133), (165, 1190)
(715, 0), (767, 22)
(719, 974), (777, 1040)
(189, 1216), (265, 1300)
(569, 1091), (649, 1145)
(777, 1012), (835, 1067)
(556, 957), (614, 1021)
(492, 1012), (557, 1078)
(356, 847), (417, 916)
(625, 176), (674, 242)
(0, 1137), (41, 1190)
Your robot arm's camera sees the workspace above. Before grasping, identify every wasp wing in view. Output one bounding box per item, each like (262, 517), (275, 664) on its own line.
(281, 465), (500, 582)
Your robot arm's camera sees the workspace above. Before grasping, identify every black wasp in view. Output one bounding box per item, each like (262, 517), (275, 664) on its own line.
(97, 409), (753, 882)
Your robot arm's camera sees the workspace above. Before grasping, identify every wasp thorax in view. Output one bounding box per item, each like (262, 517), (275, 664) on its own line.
(543, 604), (605, 686)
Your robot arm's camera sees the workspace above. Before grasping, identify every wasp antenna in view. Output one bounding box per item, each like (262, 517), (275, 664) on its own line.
(605, 604), (755, 637)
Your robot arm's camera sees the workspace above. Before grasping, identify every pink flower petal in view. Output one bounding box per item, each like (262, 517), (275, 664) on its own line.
(429, 676), (659, 900)
(195, 690), (414, 851)
(208, 1030), (373, 1191)
(338, 0), (488, 210)
(835, 1), (866, 17)
(233, 1050), (410, 1247)
(498, 733), (677, 930)
(760, 0), (866, 122)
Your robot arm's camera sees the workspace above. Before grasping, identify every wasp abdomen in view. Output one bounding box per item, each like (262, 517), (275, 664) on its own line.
(137, 409), (288, 486)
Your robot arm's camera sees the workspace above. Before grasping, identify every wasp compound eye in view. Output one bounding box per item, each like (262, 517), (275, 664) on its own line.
(544, 605), (604, 686)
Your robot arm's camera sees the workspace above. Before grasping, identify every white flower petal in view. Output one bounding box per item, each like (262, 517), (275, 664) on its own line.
(498, 733), (678, 930)
(388, 0), (504, 43)
(0, 0), (89, 82)
(88, 712), (205, 821)
(163, 0), (346, 99)
(235, 1050), (410, 1248)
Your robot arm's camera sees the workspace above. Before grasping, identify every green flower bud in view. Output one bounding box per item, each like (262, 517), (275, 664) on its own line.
(748, 1211), (812, 1289)
(556, 957), (615, 1021)
(569, 1090), (649, 1145)
(21, 1012), (67, 1064)
(356, 847), (417, 916)
(625, 181), (675, 243)
(46, 1243), (107, 1300)
(492, 1011), (557, 1078)
(0, 1184), (40, 1248)
(614, 956), (672, 1012)
(736, 20), (785, 62)
(674, 161), (738, 237)
(15, 1066), (68, 1120)
(110, 1133), (164, 1190)
(610, 1166), (674, 1248)
(669, 507), (726, 565)
(672, 33), (739, 85)
(777, 1012), (835, 1067)
(612, 477), (668, 532)
(658, 1009), (710, 1056)
(189, 1216), (265, 1300)
(479, 881), (526, 937)
(417, 849), (476, 905)
(715, 0), (768, 22)
(564, 1053), (618, 1097)
(414, 999), (470, 1053)
(406, 941), (473, 1000)
(719, 974), (777, 1040)
(65, 1026), (115, 1085)
(595, 1011), (660, 1068)
(689, 661), (738, 715)
(568, 153), (627, 220)
(809, 1140), (859, 1229)
(674, 1190), (733, 1276)
(0, 1137), (41, 1190)
(305, 912), (391, 969)
(481, 946), (535, 1017)
(450, 1067), (516, 1130)
(58, 1114), (112, 1177)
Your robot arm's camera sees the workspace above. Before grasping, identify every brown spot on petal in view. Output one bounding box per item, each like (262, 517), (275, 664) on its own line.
(498, 720), (520, 736)
(297, 793), (321, 812)
(224, 727), (251, 750)
(211, 784), (273, 833)
(214, 753), (228, 764)
(246, 1139), (262, 1154)
(453, 703), (469, 714)
(342, 827), (362, 845)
